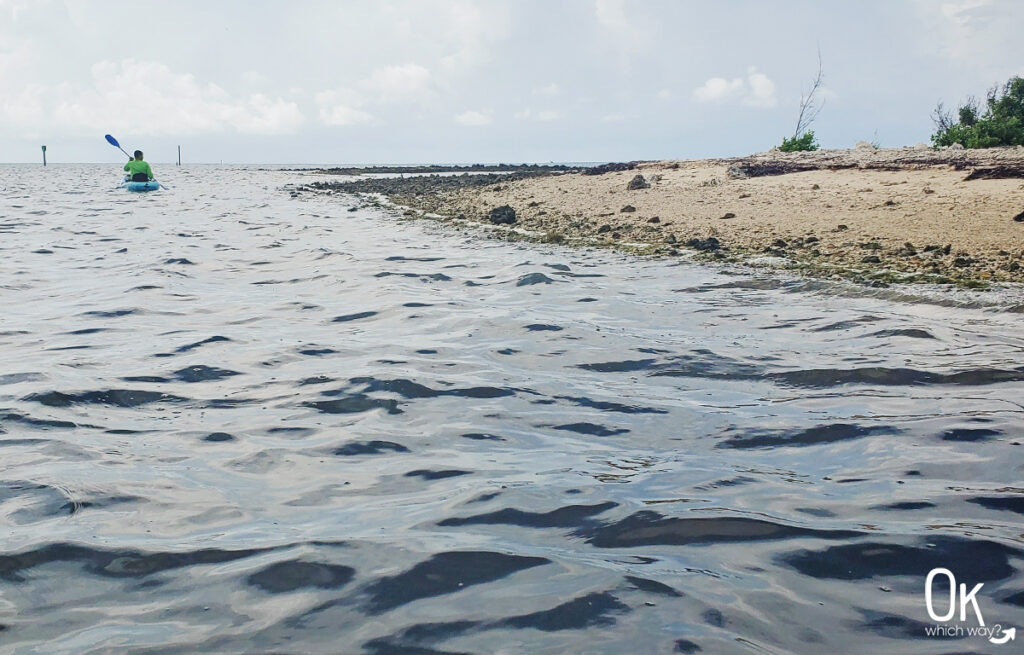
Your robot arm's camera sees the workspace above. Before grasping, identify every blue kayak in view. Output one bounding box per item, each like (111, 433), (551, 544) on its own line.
(122, 178), (159, 192)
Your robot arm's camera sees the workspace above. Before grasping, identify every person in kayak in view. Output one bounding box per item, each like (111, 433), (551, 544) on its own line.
(124, 150), (154, 182)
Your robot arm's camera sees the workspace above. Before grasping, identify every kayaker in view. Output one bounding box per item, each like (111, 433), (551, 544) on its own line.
(124, 150), (154, 182)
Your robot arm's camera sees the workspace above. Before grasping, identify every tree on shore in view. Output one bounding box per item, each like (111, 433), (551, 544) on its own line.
(932, 76), (1024, 148)
(779, 51), (824, 152)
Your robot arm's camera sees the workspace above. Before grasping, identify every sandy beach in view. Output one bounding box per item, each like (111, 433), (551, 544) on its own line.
(313, 145), (1024, 286)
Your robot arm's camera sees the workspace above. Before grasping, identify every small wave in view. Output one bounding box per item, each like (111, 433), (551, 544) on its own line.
(717, 423), (900, 449)
(247, 560), (355, 594)
(404, 469), (471, 481)
(582, 511), (864, 548)
(172, 365), (242, 383)
(333, 440), (410, 456)
(331, 311), (378, 323)
(552, 422), (629, 437)
(23, 389), (186, 408)
(771, 366), (1024, 388)
(438, 502), (618, 528)
(361, 551), (550, 615)
(779, 536), (1020, 582)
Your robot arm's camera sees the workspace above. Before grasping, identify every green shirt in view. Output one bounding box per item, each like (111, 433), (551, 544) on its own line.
(124, 160), (153, 180)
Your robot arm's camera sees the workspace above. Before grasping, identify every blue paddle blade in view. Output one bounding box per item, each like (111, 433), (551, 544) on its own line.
(105, 134), (120, 147)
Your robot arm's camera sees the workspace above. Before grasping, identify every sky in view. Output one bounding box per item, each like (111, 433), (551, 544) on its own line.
(1, 0), (1022, 164)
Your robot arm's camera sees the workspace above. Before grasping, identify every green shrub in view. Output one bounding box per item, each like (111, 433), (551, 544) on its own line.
(932, 76), (1024, 148)
(779, 131), (819, 152)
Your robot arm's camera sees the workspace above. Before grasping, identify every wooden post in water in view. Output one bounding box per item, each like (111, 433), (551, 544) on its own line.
(41, 145), (46, 166)
(177, 145), (181, 166)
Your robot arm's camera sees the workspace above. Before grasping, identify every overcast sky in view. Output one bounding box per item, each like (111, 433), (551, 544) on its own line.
(2, 0), (1021, 164)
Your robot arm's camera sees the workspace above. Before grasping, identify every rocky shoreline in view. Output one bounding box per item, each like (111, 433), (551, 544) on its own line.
(296, 163), (580, 176)
(301, 146), (1024, 287)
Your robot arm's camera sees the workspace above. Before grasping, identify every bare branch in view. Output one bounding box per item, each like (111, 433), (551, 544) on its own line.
(793, 50), (825, 139)
(931, 101), (954, 131)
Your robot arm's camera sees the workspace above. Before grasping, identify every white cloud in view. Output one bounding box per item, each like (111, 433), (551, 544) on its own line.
(241, 71), (268, 86)
(360, 63), (433, 104)
(693, 77), (745, 103)
(314, 89), (374, 126)
(533, 82), (561, 96)
(454, 110), (491, 126)
(911, 0), (1020, 79)
(514, 108), (562, 121)
(594, 0), (650, 53)
(0, 83), (47, 131)
(656, 88), (672, 100)
(693, 67), (777, 108)
(0, 0), (38, 21)
(743, 69), (777, 107)
(438, 1), (511, 71)
(13, 59), (306, 137)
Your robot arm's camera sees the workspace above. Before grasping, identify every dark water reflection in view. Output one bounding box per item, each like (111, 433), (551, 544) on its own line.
(1, 165), (1023, 654)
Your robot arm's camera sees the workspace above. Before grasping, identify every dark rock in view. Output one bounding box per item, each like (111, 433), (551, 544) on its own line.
(897, 243), (917, 257)
(943, 244), (952, 255)
(726, 164), (749, 179)
(611, 232), (621, 239)
(805, 236), (819, 244)
(488, 205), (516, 225)
(664, 234), (677, 244)
(1014, 210), (1024, 222)
(347, 206), (358, 212)
(720, 212), (736, 219)
(811, 184), (821, 190)
(861, 255), (882, 264)
(627, 174), (650, 190)
(597, 224), (612, 234)
(620, 205), (636, 213)
(517, 273), (556, 286)
(953, 256), (976, 267)
(772, 239), (788, 248)
(860, 242), (883, 250)
(583, 162), (637, 176)
(647, 216), (660, 223)
(923, 244), (940, 252)
(686, 237), (721, 252)
(836, 224), (848, 231)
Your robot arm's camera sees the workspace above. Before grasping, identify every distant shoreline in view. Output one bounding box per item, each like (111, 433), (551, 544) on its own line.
(302, 146), (1024, 287)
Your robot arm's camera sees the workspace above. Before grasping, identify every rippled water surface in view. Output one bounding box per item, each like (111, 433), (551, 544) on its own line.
(2, 164), (1023, 654)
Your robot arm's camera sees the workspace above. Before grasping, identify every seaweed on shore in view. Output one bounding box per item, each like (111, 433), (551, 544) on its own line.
(963, 165), (1024, 180)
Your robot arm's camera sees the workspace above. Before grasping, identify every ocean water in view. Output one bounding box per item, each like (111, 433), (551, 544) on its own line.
(1, 164), (1023, 654)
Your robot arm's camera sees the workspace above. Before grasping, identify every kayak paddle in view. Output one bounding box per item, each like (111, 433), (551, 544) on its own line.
(105, 134), (132, 159)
